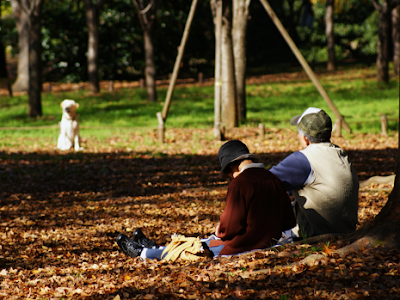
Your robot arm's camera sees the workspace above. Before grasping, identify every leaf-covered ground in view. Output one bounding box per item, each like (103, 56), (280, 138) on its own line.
(0, 128), (399, 299)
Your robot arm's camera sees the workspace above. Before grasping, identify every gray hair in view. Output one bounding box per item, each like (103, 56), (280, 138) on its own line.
(298, 128), (330, 143)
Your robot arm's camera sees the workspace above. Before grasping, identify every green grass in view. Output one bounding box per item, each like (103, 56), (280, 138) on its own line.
(0, 65), (398, 139)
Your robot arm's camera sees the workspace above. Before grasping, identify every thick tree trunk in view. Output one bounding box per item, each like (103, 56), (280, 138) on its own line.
(143, 24), (157, 102)
(375, 0), (391, 83)
(392, 5), (400, 76)
(84, 0), (101, 93)
(28, 2), (43, 117)
(326, 0), (336, 71)
(221, 0), (237, 129)
(232, 0), (250, 124)
(10, 0), (29, 93)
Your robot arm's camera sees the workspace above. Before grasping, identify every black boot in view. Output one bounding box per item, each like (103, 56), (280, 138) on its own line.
(116, 233), (143, 257)
(133, 228), (159, 249)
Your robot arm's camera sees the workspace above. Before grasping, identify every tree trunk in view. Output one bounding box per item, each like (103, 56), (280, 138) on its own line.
(232, 0), (250, 124)
(0, 40), (7, 79)
(84, 0), (102, 93)
(143, 22), (157, 102)
(0, 0), (8, 79)
(326, 0), (336, 71)
(392, 5), (400, 76)
(28, 1), (43, 117)
(10, 0), (29, 93)
(211, 0), (223, 139)
(221, 0), (237, 129)
(132, 0), (159, 103)
(375, 0), (391, 83)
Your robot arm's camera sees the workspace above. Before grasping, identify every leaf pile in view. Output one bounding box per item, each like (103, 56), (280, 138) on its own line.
(0, 128), (398, 299)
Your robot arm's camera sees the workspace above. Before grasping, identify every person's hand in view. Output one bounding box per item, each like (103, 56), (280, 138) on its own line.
(214, 222), (221, 237)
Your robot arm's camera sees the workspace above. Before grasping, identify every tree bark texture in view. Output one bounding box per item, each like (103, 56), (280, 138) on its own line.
(84, 0), (102, 93)
(221, 0), (237, 129)
(232, 0), (250, 123)
(374, 0), (391, 83)
(28, 0), (43, 117)
(392, 5), (400, 75)
(143, 23), (157, 102)
(10, 0), (29, 93)
(211, 0), (223, 139)
(326, 0), (336, 71)
(133, 0), (159, 102)
(0, 0), (8, 79)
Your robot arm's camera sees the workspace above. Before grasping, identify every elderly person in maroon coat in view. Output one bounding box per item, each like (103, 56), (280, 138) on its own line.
(116, 140), (296, 259)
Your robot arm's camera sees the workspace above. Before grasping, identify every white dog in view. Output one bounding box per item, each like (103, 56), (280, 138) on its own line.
(57, 99), (83, 151)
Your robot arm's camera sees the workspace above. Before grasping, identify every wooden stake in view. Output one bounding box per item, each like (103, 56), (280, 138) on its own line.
(258, 123), (265, 140)
(156, 112), (165, 143)
(198, 72), (203, 85)
(333, 118), (342, 137)
(381, 115), (388, 136)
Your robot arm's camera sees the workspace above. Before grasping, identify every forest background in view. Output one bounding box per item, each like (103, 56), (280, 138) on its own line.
(0, 0), (384, 85)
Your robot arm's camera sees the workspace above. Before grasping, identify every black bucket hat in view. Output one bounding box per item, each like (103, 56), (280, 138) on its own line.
(218, 140), (259, 178)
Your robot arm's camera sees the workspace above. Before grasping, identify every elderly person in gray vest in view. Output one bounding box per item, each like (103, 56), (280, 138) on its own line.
(270, 107), (359, 239)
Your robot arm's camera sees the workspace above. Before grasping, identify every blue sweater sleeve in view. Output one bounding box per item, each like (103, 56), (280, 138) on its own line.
(269, 152), (312, 191)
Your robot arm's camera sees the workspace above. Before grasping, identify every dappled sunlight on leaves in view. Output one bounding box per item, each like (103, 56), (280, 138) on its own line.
(0, 129), (398, 299)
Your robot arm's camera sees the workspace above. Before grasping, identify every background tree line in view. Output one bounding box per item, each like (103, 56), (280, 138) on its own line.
(0, 0), (398, 118)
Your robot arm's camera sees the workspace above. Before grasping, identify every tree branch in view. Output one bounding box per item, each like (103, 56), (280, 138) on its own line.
(132, 0), (146, 30)
(373, 0), (381, 11)
(140, 2), (152, 14)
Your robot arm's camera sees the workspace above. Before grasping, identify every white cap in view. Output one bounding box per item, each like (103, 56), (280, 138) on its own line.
(290, 107), (322, 125)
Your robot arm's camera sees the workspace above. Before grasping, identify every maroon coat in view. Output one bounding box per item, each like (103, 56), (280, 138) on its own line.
(210, 167), (296, 255)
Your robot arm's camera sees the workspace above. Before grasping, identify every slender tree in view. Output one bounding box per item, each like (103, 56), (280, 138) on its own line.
(28, 0), (43, 117)
(232, 0), (250, 123)
(0, 0), (11, 97)
(220, 0), (237, 129)
(373, 0), (400, 83)
(392, 5), (400, 75)
(326, 0), (336, 71)
(10, 0), (43, 117)
(0, 0), (9, 80)
(211, 0), (223, 139)
(10, 0), (29, 93)
(83, 0), (103, 94)
(132, 0), (159, 102)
